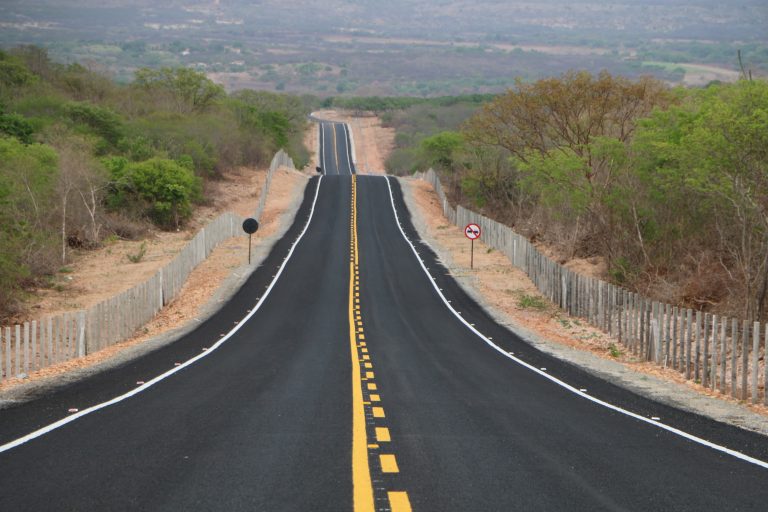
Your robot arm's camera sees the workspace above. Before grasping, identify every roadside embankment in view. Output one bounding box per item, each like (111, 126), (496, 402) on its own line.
(400, 174), (768, 435)
(0, 151), (309, 394)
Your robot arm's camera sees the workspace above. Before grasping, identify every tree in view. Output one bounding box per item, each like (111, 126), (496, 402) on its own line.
(680, 81), (768, 319)
(463, 71), (671, 258)
(420, 131), (464, 171)
(133, 67), (224, 114)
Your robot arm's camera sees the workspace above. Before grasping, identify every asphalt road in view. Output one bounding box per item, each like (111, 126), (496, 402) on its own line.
(1, 123), (767, 511)
(319, 121), (355, 175)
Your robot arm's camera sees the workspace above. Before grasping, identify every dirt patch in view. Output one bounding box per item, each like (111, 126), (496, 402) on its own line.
(403, 177), (768, 426)
(313, 110), (394, 174)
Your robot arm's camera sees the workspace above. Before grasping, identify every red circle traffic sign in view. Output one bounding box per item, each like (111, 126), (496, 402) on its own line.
(464, 223), (481, 240)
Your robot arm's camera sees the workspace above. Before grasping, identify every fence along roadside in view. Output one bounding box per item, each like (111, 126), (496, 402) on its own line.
(0, 150), (295, 383)
(413, 169), (768, 406)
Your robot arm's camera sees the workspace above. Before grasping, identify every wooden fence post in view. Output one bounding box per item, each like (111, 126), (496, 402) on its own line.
(741, 320), (750, 401)
(710, 315), (718, 390)
(719, 318), (727, 393)
(751, 321), (760, 404)
(731, 318), (738, 398)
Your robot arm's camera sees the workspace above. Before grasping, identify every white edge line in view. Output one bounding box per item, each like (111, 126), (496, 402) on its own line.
(320, 123), (327, 175)
(343, 123), (355, 175)
(383, 175), (768, 471)
(0, 176), (325, 454)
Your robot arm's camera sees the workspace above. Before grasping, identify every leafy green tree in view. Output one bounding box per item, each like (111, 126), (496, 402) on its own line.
(133, 67), (225, 114)
(679, 81), (768, 319)
(420, 131), (464, 171)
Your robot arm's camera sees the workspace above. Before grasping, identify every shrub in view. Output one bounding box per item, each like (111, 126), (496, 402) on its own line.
(64, 101), (124, 146)
(106, 157), (202, 229)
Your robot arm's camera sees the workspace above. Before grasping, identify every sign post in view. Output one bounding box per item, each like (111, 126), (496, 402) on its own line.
(464, 223), (481, 269)
(242, 218), (260, 264)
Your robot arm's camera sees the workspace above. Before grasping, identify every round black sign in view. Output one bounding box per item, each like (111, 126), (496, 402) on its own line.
(242, 218), (259, 234)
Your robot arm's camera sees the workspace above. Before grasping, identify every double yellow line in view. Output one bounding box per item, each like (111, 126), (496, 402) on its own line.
(349, 176), (411, 512)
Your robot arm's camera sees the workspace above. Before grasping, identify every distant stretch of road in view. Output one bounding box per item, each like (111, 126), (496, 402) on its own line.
(0, 121), (767, 511)
(319, 121), (355, 175)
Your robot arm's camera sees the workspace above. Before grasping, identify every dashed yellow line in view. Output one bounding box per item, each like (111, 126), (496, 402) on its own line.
(350, 174), (410, 510)
(389, 491), (413, 512)
(349, 175), (374, 511)
(380, 454), (399, 473)
(376, 427), (391, 442)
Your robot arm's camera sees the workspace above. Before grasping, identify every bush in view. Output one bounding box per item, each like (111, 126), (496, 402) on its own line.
(64, 101), (124, 146)
(106, 157), (202, 229)
(0, 110), (35, 143)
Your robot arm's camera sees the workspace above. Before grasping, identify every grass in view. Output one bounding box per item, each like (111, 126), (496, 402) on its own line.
(608, 343), (622, 358)
(517, 294), (548, 310)
(126, 242), (147, 263)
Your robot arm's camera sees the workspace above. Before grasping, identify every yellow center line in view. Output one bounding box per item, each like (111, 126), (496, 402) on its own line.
(380, 454), (399, 473)
(350, 174), (410, 509)
(375, 427), (391, 442)
(349, 175), (374, 511)
(332, 123), (340, 173)
(389, 492), (413, 512)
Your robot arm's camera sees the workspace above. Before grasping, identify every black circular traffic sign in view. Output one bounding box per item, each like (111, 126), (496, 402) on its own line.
(242, 218), (259, 234)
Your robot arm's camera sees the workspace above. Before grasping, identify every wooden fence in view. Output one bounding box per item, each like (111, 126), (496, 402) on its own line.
(414, 169), (768, 405)
(0, 150), (294, 382)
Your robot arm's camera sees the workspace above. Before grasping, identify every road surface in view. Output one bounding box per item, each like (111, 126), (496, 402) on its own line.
(319, 121), (355, 175)
(1, 122), (767, 511)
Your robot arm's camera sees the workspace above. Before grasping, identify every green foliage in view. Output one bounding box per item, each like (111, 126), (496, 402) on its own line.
(384, 96), (491, 174)
(0, 108), (35, 143)
(0, 45), (312, 318)
(126, 242), (147, 263)
(106, 157), (202, 229)
(518, 294), (548, 310)
(420, 131), (464, 170)
(133, 67), (225, 113)
(516, 149), (591, 217)
(0, 50), (37, 91)
(64, 101), (124, 146)
(0, 137), (59, 313)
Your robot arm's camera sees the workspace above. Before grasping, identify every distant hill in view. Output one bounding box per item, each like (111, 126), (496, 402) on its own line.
(1, 0), (765, 95)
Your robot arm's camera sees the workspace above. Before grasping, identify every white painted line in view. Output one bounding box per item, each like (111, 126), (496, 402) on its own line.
(343, 123), (355, 175)
(0, 176), (325, 454)
(320, 123), (327, 175)
(383, 175), (768, 471)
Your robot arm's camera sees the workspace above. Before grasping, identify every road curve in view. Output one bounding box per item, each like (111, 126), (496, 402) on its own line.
(0, 126), (767, 511)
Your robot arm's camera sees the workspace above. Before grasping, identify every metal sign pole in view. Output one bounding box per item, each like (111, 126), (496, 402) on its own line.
(471, 238), (474, 269)
(242, 218), (259, 265)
